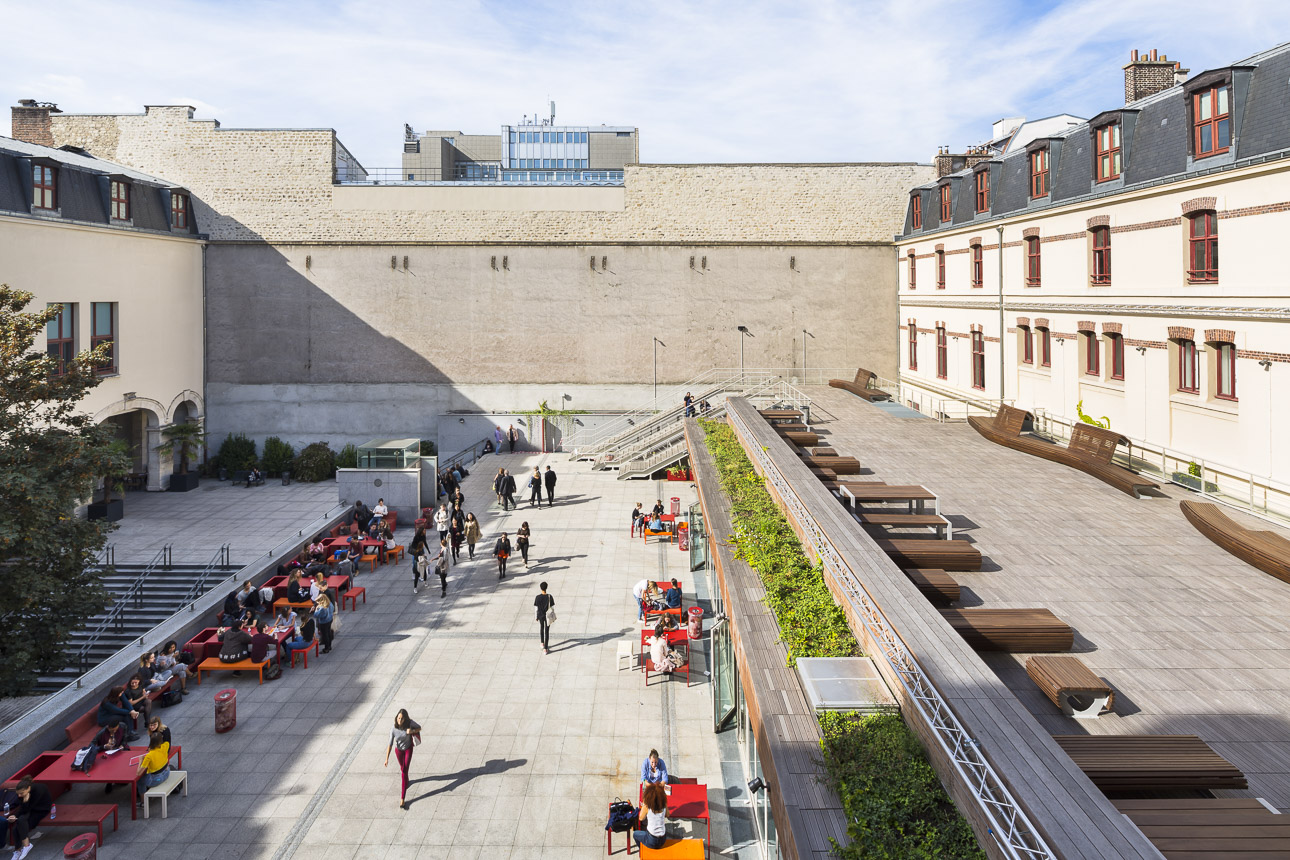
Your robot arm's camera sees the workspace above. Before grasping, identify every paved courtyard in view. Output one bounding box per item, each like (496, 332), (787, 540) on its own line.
(24, 455), (751, 860)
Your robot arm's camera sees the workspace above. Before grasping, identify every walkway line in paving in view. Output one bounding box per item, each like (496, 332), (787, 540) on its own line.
(656, 479), (680, 772)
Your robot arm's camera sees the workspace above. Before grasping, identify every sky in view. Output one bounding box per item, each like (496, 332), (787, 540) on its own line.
(2, 0), (1289, 168)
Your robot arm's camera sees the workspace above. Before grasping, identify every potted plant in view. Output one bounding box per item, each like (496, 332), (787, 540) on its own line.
(666, 464), (693, 481)
(1171, 460), (1219, 493)
(88, 438), (132, 521)
(157, 421), (207, 492)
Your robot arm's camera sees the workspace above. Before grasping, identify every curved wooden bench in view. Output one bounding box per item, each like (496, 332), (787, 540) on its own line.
(1053, 735), (1247, 792)
(1181, 500), (1290, 585)
(1026, 655), (1114, 718)
(828, 367), (892, 402)
(876, 539), (981, 571)
(903, 568), (959, 604)
(939, 608), (1073, 651)
(968, 406), (1158, 498)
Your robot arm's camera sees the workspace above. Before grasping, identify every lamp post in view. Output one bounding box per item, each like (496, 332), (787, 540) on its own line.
(802, 329), (814, 381)
(653, 337), (665, 408)
(996, 224), (1005, 404)
(737, 325), (752, 378)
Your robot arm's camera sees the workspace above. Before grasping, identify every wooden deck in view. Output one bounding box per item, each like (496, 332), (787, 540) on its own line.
(723, 399), (1162, 860)
(804, 385), (1290, 813)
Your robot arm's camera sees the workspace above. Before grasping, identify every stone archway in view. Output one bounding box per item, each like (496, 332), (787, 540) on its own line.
(100, 406), (163, 491)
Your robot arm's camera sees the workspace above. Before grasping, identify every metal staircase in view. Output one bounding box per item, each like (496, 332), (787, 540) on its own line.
(37, 544), (234, 691)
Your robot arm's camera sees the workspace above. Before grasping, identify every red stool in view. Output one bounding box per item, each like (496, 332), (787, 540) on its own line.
(342, 587), (366, 611)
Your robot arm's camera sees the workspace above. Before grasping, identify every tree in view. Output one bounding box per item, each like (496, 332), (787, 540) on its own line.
(0, 285), (125, 696)
(156, 421), (206, 474)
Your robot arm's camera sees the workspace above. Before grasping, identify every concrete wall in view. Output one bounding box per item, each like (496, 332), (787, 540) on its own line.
(336, 467), (420, 524)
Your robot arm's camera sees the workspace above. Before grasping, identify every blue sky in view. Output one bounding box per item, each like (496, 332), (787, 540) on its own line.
(2, 0), (1288, 167)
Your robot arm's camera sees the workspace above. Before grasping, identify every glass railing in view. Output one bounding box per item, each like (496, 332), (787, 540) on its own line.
(337, 166), (624, 186)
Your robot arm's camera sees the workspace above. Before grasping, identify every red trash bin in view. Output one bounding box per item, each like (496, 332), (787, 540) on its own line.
(63, 833), (96, 860)
(670, 497), (681, 517)
(687, 606), (705, 640)
(214, 688), (237, 733)
(677, 522), (689, 551)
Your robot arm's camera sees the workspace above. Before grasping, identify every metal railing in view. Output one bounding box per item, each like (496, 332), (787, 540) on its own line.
(76, 544), (172, 674)
(439, 438), (493, 475)
(178, 544), (234, 607)
(337, 166), (625, 186)
(726, 403), (1055, 860)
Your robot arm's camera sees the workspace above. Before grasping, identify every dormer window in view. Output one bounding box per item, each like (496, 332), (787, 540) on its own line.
(1193, 84), (1230, 157)
(974, 169), (989, 212)
(1095, 124), (1121, 181)
(33, 164), (56, 210)
(110, 180), (131, 220)
(171, 192), (189, 229)
(939, 184), (952, 222)
(1029, 149), (1049, 198)
(911, 195), (922, 230)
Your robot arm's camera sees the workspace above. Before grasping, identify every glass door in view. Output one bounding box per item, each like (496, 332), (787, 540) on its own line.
(688, 502), (708, 572)
(711, 619), (737, 732)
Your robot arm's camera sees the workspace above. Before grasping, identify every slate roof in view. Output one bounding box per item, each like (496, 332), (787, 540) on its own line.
(0, 135), (198, 236)
(901, 40), (1290, 239)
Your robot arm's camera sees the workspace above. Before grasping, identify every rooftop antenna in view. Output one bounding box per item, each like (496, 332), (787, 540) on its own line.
(550, 99), (556, 125)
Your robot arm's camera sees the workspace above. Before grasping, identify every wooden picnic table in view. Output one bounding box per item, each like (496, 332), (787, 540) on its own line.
(33, 745), (181, 821)
(837, 482), (939, 514)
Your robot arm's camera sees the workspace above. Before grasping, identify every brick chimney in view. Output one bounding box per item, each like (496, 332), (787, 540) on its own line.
(10, 99), (61, 146)
(933, 145), (993, 179)
(1124, 49), (1188, 104)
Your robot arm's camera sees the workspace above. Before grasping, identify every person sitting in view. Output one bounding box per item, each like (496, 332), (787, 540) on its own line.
(152, 642), (192, 695)
(286, 571), (308, 603)
(218, 619), (254, 665)
(133, 731), (172, 809)
(249, 621), (276, 665)
(96, 686), (140, 739)
(137, 651), (185, 697)
(283, 609), (317, 663)
(147, 715), (172, 747)
(307, 535), (327, 562)
(3, 776), (52, 859)
(652, 499), (666, 518)
(122, 673), (153, 725)
(248, 466), (264, 485)
(630, 503), (644, 536)
(646, 513), (665, 533)
(664, 579), (683, 609)
(482, 439), (494, 454)
(632, 782), (669, 851)
(92, 719), (130, 758)
(345, 537), (364, 572)
(641, 748), (669, 786)
(273, 607), (299, 634)
(649, 622), (683, 673)
(237, 579), (264, 614)
(370, 498), (389, 529)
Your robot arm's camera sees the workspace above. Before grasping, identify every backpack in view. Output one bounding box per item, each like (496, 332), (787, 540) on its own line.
(263, 662), (283, 681)
(159, 689), (183, 708)
(73, 745), (98, 773)
(606, 800), (637, 833)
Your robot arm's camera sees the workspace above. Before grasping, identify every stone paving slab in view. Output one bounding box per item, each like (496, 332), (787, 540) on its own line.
(18, 455), (750, 860)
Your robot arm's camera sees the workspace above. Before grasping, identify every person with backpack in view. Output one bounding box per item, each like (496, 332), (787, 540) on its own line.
(314, 594), (336, 653)
(464, 513), (481, 560)
(494, 532), (511, 579)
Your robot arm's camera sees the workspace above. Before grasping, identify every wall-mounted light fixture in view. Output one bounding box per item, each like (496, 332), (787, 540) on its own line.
(747, 777), (766, 795)
(1136, 345), (1148, 355)
(590, 256), (596, 271)
(491, 255), (498, 270)
(502, 256), (509, 270)
(305, 255), (311, 270)
(1260, 359), (1273, 369)
(390, 256), (397, 270)
(403, 256), (409, 270)
(789, 255), (795, 270)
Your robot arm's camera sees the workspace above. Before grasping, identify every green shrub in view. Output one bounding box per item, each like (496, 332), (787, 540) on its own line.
(336, 443), (359, 469)
(820, 712), (985, 859)
(419, 439), (436, 456)
(261, 436), (295, 477)
(216, 433), (258, 471)
(699, 418), (857, 663)
(293, 442), (337, 482)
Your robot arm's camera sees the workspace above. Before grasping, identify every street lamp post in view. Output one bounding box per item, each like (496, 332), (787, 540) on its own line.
(653, 337), (665, 408)
(802, 329), (814, 381)
(737, 325), (752, 378)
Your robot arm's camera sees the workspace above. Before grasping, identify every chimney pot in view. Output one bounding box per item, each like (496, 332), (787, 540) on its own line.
(1131, 50), (1138, 61)
(1151, 49), (1158, 61)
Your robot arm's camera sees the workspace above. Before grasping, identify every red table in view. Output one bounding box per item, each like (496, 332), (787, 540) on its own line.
(638, 629), (690, 672)
(187, 626), (293, 666)
(33, 746), (181, 820)
(638, 782), (709, 851)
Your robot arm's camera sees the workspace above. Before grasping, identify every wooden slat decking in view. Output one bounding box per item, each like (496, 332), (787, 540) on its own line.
(724, 398), (1164, 860)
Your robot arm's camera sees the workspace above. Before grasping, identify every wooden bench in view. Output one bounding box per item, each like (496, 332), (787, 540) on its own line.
(1113, 798), (1290, 858)
(1053, 735), (1247, 792)
(231, 469), (264, 487)
(142, 769), (188, 819)
(759, 408), (802, 423)
(875, 538), (981, 571)
(640, 838), (706, 859)
(967, 405), (1159, 498)
(780, 430), (819, 447)
(807, 446), (838, 457)
(799, 454), (861, 474)
(828, 367), (892, 402)
(938, 608), (1074, 651)
(855, 511), (952, 539)
(1180, 500), (1290, 585)
(195, 656), (270, 684)
(902, 568), (959, 604)
(34, 803), (118, 843)
(1025, 655), (1114, 718)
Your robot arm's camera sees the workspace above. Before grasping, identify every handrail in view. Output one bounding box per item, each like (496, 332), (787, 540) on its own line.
(179, 544), (233, 606)
(77, 544), (172, 674)
(439, 438), (492, 474)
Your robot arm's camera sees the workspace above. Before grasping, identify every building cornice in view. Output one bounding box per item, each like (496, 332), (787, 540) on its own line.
(899, 297), (1290, 321)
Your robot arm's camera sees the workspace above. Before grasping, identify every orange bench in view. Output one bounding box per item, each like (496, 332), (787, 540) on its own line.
(641, 839), (706, 859)
(195, 656), (270, 684)
(643, 528), (672, 544)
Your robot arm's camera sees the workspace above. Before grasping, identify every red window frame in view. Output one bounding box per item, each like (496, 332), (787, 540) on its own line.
(975, 170), (989, 212)
(908, 323), (918, 371)
(911, 195), (922, 230)
(970, 244), (983, 288)
(1091, 226), (1111, 284)
(1193, 85), (1231, 158)
(907, 252), (916, 289)
(1020, 325), (1033, 365)
(936, 326), (948, 379)
(110, 180), (130, 220)
(1025, 236), (1041, 286)
(1030, 148), (1049, 198)
(1188, 212), (1218, 282)
(91, 302), (117, 375)
(1084, 332), (1100, 376)
(939, 184), (952, 222)
(1095, 124), (1121, 181)
(1038, 327), (1052, 367)
(33, 164), (56, 209)
(171, 192), (189, 229)
(971, 331), (985, 390)
(1177, 339), (1198, 393)
(1108, 333), (1124, 381)
(1215, 342), (1237, 400)
(46, 302), (75, 376)
(936, 250), (946, 289)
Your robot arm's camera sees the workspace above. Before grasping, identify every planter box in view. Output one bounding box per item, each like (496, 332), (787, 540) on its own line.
(169, 472), (200, 492)
(666, 471), (694, 482)
(1171, 472), (1219, 494)
(87, 498), (124, 522)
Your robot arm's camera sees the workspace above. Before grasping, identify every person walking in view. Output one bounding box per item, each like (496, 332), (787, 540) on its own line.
(494, 425), (504, 452)
(517, 522), (531, 567)
(502, 470), (517, 511)
(449, 516), (463, 563)
(384, 709), (421, 810)
(434, 503), (450, 545)
(494, 532), (511, 579)
(409, 525), (428, 593)
(315, 594), (335, 654)
(543, 465), (557, 506)
(493, 467), (505, 507)
(684, 391), (694, 417)
(435, 538), (450, 597)
(507, 424), (518, 453)
(534, 581), (555, 654)
(464, 513), (481, 559)
(528, 468), (542, 507)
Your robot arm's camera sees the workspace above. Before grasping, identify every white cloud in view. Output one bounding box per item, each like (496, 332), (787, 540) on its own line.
(2, 0), (1289, 167)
